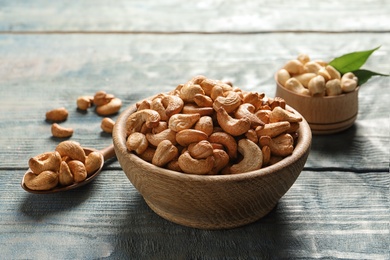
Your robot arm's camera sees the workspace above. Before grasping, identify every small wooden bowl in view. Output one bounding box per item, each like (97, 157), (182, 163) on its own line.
(113, 104), (312, 230)
(275, 76), (359, 135)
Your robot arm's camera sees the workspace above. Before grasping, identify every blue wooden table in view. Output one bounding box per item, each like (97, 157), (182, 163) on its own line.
(0, 1), (389, 259)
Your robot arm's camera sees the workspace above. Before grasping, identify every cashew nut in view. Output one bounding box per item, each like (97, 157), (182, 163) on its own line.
(276, 69), (291, 86)
(168, 113), (200, 132)
(308, 75), (326, 96)
(234, 103), (265, 127)
(176, 129), (208, 146)
(259, 134), (294, 157)
(255, 121), (291, 138)
(284, 78), (310, 96)
(46, 107), (69, 122)
(126, 132), (149, 155)
(77, 96), (94, 111)
(208, 132), (237, 159)
(125, 109), (160, 136)
(213, 91), (242, 113)
(24, 171), (59, 191)
(283, 59), (305, 75)
(180, 83), (205, 103)
(146, 128), (177, 147)
(188, 140), (214, 159)
(326, 65), (341, 80)
(162, 94), (184, 117)
(178, 151), (215, 175)
(341, 72), (358, 92)
(93, 91), (114, 106)
(182, 104), (213, 116)
(210, 149), (230, 175)
(243, 92), (265, 110)
(101, 117), (115, 133)
(193, 94), (213, 107)
(269, 107), (302, 123)
(55, 140), (86, 163)
(28, 151), (62, 174)
(85, 151), (103, 176)
(152, 140), (179, 167)
(216, 107), (251, 136)
(51, 123), (74, 138)
(325, 79), (342, 96)
(293, 73), (317, 88)
(59, 161), (73, 186)
(96, 97), (122, 116)
(194, 116), (213, 136)
(230, 139), (263, 174)
(68, 160), (87, 183)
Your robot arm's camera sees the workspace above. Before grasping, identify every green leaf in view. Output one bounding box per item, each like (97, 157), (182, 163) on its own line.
(352, 69), (389, 86)
(329, 46), (381, 74)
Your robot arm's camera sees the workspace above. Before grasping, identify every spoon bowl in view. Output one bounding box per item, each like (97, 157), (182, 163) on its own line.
(21, 145), (116, 194)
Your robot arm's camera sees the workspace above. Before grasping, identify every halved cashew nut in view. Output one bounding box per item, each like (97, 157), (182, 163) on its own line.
(51, 123), (74, 138)
(29, 151), (62, 174)
(176, 129), (208, 146)
(243, 92), (265, 110)
(178, 151), (215, 175)
(68, 160), (87, 183)
(85, 151), (103, 176)
(125, 109), (160, 136)
(152, 140), (178, 167)
(194, 116), (213, 136)
(55, 141), (86, 163)
(77, 96), (94, 111)
(216, 107), (251, 136)
(168, 113), (200, 132)
(96, 97), (122, 116)
(59, 161), (73, 186)
(210, 149), (230, 175)
(126, 132), (149, 155)
(230, 139), (263, 174)
(101, 117), (115, 133)
(46, 107), (68, 122)
(24, 171), (59, 191)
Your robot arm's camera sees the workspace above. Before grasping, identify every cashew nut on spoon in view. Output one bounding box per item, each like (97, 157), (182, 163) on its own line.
(21, 145), (116, 194)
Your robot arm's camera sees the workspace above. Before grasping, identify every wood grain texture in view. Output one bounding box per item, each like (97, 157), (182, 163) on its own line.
(0, 0), (389, 32)
(0, 1), (389, 258)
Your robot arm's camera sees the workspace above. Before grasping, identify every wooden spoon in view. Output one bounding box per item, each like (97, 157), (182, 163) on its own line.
(21, 145), (116, 194)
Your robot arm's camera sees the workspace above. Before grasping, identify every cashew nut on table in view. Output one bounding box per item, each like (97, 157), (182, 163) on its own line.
(125, 76), (303, 175)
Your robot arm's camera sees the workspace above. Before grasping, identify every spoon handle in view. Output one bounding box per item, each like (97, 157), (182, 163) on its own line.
(100, 144), (116, 161)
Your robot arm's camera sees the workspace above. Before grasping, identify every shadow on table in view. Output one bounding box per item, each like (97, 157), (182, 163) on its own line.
(18, 183), (95, 221)
(112, 197), (297, 259)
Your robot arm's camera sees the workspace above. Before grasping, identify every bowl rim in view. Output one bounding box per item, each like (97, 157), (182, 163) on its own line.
(274, 73), (360, 99)
(113, 101), (312, 182)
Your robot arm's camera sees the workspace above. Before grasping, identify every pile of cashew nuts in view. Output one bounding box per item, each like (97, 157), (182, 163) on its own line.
(24, 141), (103, 191)
(125, 75), (303, 175)
(277, 54), (358, 96)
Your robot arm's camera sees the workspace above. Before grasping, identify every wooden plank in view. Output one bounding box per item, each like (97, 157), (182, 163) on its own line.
(0, 0), (389, 32)
(0, 33), (389, 170)
(1, 169), (388, 259)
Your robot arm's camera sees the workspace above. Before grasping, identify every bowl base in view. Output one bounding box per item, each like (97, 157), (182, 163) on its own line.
(308, 113), (357, 135)
(144, 198), (276, 230)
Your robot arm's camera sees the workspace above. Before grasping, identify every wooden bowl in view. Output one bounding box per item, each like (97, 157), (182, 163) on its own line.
(275, 76), (359, 135)
(113, 104), (312, 230)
